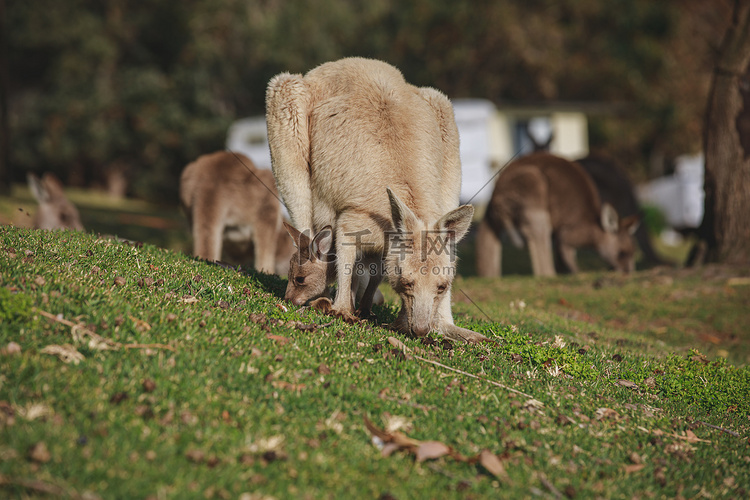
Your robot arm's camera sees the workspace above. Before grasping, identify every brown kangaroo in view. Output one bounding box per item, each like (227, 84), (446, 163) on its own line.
(179, 151), (292, 274)
(267, 58), (486, 342)
(282, 222), (385, 314)
(28, 173), (84, 231)
(476, 153), (640, 277)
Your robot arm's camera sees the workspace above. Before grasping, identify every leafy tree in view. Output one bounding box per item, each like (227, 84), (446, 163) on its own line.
(2, 0), (730, 203)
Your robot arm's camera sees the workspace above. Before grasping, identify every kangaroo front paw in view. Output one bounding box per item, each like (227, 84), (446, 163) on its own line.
(309, 297), (333, 314)
(332, 308), (360, 324)
(356, 307), (373, 320)
(441, 324), (490, 344)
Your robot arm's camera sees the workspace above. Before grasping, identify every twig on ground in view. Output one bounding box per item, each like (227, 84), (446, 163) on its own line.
(697, 420), (741, 438)
(538, 473), (563, 499)
(33, 308), (175, 352)
(121, 343), (176, 351)
(0, 474), (82, 499)
(387, 337), (536, 400)
(636, 426), (712, 443)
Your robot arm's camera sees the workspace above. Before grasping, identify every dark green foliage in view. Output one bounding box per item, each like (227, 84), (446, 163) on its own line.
(7, 0), (718, 200)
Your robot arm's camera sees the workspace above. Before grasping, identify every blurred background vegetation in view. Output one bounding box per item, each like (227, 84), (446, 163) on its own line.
(3, 0), (732, 204)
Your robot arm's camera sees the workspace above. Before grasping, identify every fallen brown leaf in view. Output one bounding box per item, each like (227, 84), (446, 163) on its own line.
(616, 379), (638, 389)
(185, 449), (205, 463)
(1, 342), (21, 356)
(28, 442), (51, 463)
(381, 442), (401, 457)
(271, 381), (305, 392)
(623, 464), (646, 474)
(595, 408), (620, 420)
(109, 392), (129, 405)
(684, 429), (703, 443)
(479, 450), (509, 481)
(129, 315), (152, 332)
(389, 430), (421, 449)
(415, 441), (451, 463)
(266, 333), (290, 345)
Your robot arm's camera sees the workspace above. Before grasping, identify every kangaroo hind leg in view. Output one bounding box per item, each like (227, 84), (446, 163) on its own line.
(521, 209), (555, 277)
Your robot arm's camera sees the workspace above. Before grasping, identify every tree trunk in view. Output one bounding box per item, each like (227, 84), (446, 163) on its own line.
(0, 0), (10, 194)
(702, 0), (750, 265)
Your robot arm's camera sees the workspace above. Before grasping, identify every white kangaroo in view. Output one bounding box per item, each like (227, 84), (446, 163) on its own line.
(267, 57), (486, 342)
(476, 152), (640, 277)
(28, 173), (84, 231)
(179, 151), (292, 274)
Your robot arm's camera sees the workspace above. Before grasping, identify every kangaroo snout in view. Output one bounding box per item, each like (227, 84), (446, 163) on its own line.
(411, 323), (431, 337)
(288, 295), (307, 306)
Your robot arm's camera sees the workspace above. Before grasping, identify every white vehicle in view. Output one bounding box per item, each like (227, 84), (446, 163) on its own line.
(637, 154), (704, 229)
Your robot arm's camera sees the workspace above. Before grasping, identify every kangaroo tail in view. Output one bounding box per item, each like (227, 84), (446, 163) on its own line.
(503, 216), (524, 249)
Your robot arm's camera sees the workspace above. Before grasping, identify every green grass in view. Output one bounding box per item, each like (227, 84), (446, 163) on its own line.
(1, 226), (749, 499)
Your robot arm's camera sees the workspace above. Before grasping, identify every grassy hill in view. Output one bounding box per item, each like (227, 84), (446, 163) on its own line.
(1, 226), (749, 499)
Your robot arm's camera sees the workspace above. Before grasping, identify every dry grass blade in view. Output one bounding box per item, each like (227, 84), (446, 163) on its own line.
(33, 308), (174, 352)
(40, 344), (85, 364)
(538, 473), (563, 499)
(387, 337), (536, 401)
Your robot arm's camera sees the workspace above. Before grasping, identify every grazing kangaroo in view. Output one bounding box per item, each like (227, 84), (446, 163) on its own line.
(282, 222), (384, 313)
(575, 155), (670, 267)
(476, 153), (640, 277)
(267, 57), (486, 342)
(28, 173), (84, 231)
(179, 151), (290, 274)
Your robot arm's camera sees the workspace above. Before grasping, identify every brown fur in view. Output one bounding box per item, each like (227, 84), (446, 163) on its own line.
(179, 151), (292, 274)
(267, 58), (485, 342)
(28, 173), (84, 231)
(282, 223), (384, 313)
(477, 153), (640, 277)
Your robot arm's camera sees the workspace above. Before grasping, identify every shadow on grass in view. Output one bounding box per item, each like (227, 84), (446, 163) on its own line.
(246, 268), (288, 300)
(246, 264), (401, 329)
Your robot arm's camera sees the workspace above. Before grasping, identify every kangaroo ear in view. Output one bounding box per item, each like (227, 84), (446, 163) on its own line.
(620, 214), (641, 236)
(436, 205), (474, 243)
(42, 173), (65, 197)
(387, 188), (419, 233)
(283, 221), (309, 249)
(600, 203), (619, 234)
(27, 173), (50, 203)
(311, 226), (333, 261)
